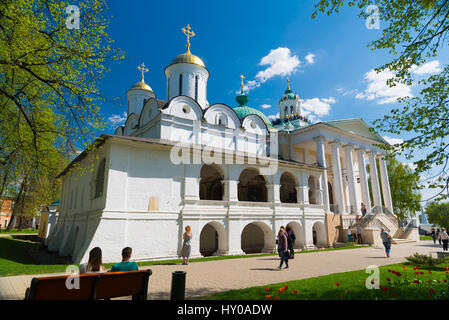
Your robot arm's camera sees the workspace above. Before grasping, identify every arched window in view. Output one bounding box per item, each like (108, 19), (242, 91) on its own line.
(284, 106), (288, 116)
(216, 114), (227, 126)
(280, 172), (297, 203)
(94, 158), (106, 198)
(200, 165), (223, 200)
(290, 106), (294, 115)
(238, 168), (267, 202)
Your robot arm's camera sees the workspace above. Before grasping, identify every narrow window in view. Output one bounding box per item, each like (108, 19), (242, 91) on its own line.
(95, 158), (106, 198)
(195, 75), (198, 101)
(179, 74), (183, 96)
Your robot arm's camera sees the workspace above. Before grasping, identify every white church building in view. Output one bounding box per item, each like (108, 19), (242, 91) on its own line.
(46, 26), (406, 264)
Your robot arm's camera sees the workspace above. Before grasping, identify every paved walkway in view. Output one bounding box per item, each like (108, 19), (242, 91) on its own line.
(0, 240), (441, 300)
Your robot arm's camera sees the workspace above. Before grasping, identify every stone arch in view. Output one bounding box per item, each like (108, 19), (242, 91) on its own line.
(199, 221), (227, 256)
(241, 221), (275, 254)
(286, 221), (304, 249)
(163, 96), (202, 121)
(241, 114), (268, 135)
(199, 164), (224, 200)
(238, 168), (267, 202)
(139, 98), (160, 127)
(308, 175), (319, 205)
(312, 221), (327, 248)
(204, 104), (240, 129)
(123, 113), (139, 136)
(280, 171), (298, 203)
(114, 126), (123, 136)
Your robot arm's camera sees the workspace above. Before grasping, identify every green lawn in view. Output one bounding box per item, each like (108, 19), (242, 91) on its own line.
(420, 236), (433, 241)
(0, 228), (38, 234)
(0, 236), (370, 277)
(195, 262), (449, 300)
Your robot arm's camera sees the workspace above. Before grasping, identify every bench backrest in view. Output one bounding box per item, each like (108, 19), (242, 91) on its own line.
(26, 269), (152, 300)
(95, 270), (151, 300)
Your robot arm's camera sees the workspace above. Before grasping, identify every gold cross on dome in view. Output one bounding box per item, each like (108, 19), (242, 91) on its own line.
(182, 24), (196, 50)
(137, 62), (149, 82)
(240, 74), (245, 89)
(287, 77), (291, 89)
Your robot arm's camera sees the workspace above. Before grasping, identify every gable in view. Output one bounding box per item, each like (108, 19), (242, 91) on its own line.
(324, 119), (389, 145)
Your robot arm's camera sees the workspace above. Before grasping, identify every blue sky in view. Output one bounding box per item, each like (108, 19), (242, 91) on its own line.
(96, 0), (446, 204)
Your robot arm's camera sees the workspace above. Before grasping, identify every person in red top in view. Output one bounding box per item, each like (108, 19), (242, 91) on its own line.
(277, 227), (289, 270)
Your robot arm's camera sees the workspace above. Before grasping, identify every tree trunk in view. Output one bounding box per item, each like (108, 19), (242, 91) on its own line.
(5, 176), (27, 231)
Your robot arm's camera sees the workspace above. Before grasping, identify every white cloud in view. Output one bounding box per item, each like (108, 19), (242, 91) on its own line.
(255, 47), (300, 83)
(382, 136), (404, 145)
(300, 97), (336, 118)
(260, 104), (271, 109)
(410, 60), (442, 75)
(305, 53), (316, 65)
(268, 113), (279, 120)
(108, 112), (127, 127)
(356, 69), (413, 104)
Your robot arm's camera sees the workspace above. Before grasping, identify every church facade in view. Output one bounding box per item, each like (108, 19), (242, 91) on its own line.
(46, 26), (398, 263)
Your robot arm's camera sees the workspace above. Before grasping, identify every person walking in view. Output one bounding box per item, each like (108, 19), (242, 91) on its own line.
(437, 228), (442, 245)
(182, 225), (192, 265)
(277, 227), (289, 270)
(431, 228), (437, 244)
(286, 226), (296, 259)
(347, 227), (352, 243)
(439, 228), (449, 251)
(380, 228), (393, 258)
(361, 203), (367, 218)
(357, 225), (363, 244)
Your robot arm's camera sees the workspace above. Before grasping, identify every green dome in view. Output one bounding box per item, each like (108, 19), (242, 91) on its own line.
(233, 105), (272, 127)
(235, 93), (249, 106)
(284, 88), (296, 100)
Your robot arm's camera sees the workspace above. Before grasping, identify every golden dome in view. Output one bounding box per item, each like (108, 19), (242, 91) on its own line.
(129, 79), (153, 92)
(169, 48), (205, 68)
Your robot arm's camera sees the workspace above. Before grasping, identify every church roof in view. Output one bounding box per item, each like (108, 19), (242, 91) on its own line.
(233, 105), (273, 128)
(168, 48), (205, 68)
(323, 119), (389, 144)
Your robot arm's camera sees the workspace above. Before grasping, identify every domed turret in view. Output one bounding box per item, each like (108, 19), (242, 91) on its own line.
(126, 63), (155, 115)
(279, 78), (300, 119)
(233, 75), (272, 127)
(165, 24), (209, 109)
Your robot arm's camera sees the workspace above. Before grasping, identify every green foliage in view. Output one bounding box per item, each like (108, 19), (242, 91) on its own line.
(0, 0), (123, 225)
(312, 0), (449, 200)
(425, 201), (449, 228)
(405, 253), (444, 266)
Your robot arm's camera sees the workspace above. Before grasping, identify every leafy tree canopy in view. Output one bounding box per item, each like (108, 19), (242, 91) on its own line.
(313, 0), (449, 200)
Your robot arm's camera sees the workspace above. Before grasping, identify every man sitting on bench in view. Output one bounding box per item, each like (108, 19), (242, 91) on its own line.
(110, 247), (139, 272)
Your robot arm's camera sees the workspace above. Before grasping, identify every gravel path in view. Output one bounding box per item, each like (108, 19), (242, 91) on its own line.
(0, 240), (440, 300)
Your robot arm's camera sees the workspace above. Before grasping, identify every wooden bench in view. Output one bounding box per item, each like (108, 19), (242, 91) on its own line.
(24, 269), (152, 300)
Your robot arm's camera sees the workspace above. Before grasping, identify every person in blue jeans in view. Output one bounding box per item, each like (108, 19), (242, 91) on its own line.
(277, 227), (289, 270)
(110, 247), (138, 272)
(380, 228), (392, 258)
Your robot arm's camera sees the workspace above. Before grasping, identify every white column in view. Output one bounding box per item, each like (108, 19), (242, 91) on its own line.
(343, 145), (360, 214)
(330, 140), (345, 214)
(313, 137), (330, 211)
(368, 151), (382, 211)
(356, 148), (371, 210)
(378, 154), (394, 213)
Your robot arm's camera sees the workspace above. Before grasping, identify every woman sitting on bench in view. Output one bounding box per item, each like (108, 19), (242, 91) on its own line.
(79, 247), (106, 274)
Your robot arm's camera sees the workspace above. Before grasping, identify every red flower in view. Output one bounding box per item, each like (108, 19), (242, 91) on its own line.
(382, 287), (389, 292)
(275, 296), (279, 300)
(444, 280), (447, 283)
(428, 294), (432, 297)
(437, 280), (441, 283)
(388, 269), (391, 272)
(430, 289), (435, 293)
(284, 284), (288, 290)
(444, 266), (449, 270)
(392, 293), (397, 297)
(396, 272), (402, 277)
(336, 282), (340, 287)
(265, 287), (270, 292)
(338, 295), (342, 299)
(414, 280), (419, 284)
(265, 295), (272, 299)
(386, 278), (391, 282)
(415, 272), (420, 275)
(420, 272), (424, 275)
(292, 289), (298, 294)
(371, 280), (375, 284)
(429, 271), (432, 274)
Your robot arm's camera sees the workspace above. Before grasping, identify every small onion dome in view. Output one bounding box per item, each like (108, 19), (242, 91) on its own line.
(235, 92), (249, 107)
(128, 79), (153, 92)
(168, 47), (205, 68)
